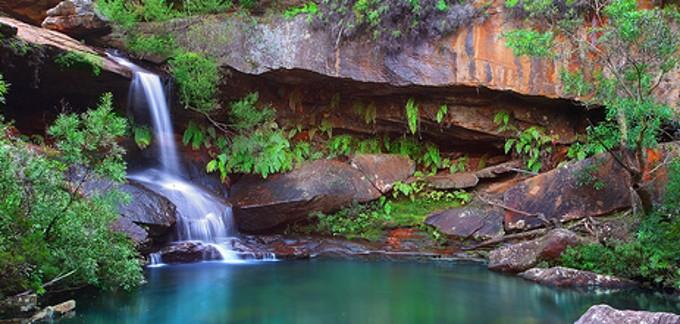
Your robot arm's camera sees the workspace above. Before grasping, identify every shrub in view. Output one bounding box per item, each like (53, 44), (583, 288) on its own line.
(128, 34), (177, 58)
(95, 0), (138, 29)
(313, 0), (479, 52)
(503, 29), (554, 58)
(0, 93), (142, 297)
(311, 200), (392, 241)
(184, 0), (233, 14)
(0, 74), (8, 104)
(54, 51), (103, 76)
(170, 51), (219, 113)
(284, 2), (319, 20)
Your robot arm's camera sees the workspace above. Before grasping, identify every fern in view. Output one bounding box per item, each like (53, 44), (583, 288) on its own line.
(405, 98), (419, 135)
(133, 125), (152, 149)
(327, 135), (355, 158)
(435, 104), (448, 124)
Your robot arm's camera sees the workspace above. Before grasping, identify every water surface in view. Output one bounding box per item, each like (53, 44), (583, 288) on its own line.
(63, 260), (680, 323)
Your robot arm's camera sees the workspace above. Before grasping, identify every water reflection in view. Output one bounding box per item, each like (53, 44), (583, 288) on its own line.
(62, 260), (680, 324)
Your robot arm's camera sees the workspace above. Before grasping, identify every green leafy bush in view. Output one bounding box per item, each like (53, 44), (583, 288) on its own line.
(314, 0), (479, 52)
(170, 52), (219, 113)
(54, 51), (103, 76)
(128, 34), (177, 58)
(494, 111), (554, 173)
(503, 29), (554, 58)
(95, 0), (138, 29)
(311, 199), (392, 241)
(184, 0), (233, 15)
(0, 74), (8, 104)
(0, 93), (142, 297)
(284, 2), (319, 20)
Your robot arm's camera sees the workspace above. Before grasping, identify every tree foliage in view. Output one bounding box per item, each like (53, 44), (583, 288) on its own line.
(170, 52), (220, 113)
(503, 0), (680, 212)
(0, 93), (142, 298)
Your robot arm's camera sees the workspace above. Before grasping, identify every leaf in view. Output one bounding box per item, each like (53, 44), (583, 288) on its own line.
(504, 139), (515, 154)
(206, 159), (218, 173)
(133, 126), (152, 149)
(435, 104), (448, 124)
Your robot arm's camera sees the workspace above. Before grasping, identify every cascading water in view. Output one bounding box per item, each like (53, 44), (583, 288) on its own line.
(109, 54), (247, 264)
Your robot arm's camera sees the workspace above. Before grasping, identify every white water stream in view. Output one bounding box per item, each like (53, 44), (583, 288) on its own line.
(110, 55), (246, 264)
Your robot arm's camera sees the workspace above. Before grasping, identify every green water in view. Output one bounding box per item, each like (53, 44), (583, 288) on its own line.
(61, 260), (680, 323)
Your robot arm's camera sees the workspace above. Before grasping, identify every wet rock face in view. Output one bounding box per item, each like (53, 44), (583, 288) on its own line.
(488, 228), (584, 273)
(66, 167), (177, 244)
(42, 0), (110, 38)
(575, 305), (680, 324)
(119, 180), (178, 237)
(425, 205), (504, 240)
(503, 154), (631, 232)
(519, 267), (637, 289)
(157, 241), (224, 264)
(230, 158), (413, 233)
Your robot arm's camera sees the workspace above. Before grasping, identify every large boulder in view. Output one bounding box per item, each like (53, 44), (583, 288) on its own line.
(0, 0), (61, 25)
(349, 154), (415, 193)
(518, 267), (636, 289)
(502, 154), (631, 232)
(118, 180), (178, 237)
(575, 305), (680, 324)
(42, 0), (110, 38)
(230, 159), (383, 232)
(67, 167), (177, 242)
(488, 228), (584, 273)
(425, 204), (504, 240)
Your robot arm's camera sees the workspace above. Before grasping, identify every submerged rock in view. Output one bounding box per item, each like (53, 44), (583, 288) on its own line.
(230, 160), (383, 233)
(519, 267), (637, 289)
(575, 304), (680, 324)
(425, 204), (504, 240)
(488, 228), (584, 273)
(157, 241), (223, 264)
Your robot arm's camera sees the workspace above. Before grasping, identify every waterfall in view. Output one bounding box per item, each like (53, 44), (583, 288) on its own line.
(109, 54), (241, 263)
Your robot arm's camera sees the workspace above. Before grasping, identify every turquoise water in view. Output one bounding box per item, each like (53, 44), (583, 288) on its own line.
(62, 260), (680, 323)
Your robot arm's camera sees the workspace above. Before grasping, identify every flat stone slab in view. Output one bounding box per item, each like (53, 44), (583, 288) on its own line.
(425, 205), (503, 240)
(425, 172), (479, 190)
